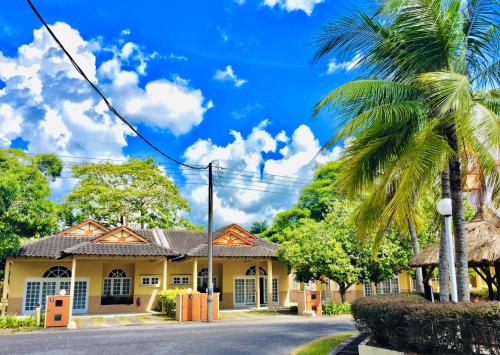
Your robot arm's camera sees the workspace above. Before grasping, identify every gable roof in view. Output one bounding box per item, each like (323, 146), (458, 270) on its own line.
(213, 231), (255, 246)
(58, 220), (109, 236)
(14, 223), (278, 259)
(92, 227), (150, 244)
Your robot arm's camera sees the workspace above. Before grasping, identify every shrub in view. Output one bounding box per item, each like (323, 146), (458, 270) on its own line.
(158, 288), (197, 317)
(289, 305), (298, 314)
(352, 295), (500, 354)
(322, 301), (351, 315)
(0, 314), (39, 329)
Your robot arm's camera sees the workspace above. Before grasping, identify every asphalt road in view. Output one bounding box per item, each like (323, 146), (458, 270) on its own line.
(0, 316), (356, 355)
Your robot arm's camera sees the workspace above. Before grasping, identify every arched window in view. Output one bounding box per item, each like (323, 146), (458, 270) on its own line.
(246, 266), (267, 276)
(197, 268), (216, 292)
(43, 266), (71, 278)
(103, 269), (130, 296)
(108, 269), (127, 278)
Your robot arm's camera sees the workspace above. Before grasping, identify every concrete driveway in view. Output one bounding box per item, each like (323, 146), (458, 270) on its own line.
(0, 315), (356, 355)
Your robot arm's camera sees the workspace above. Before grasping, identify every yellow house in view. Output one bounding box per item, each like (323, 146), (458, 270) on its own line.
(1, 220), (291, 316)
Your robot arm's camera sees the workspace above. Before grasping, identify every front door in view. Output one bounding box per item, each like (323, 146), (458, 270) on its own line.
(234, 276), (279, 307)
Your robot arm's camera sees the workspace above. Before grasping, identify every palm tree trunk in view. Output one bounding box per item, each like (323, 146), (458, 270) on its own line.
(439, 169), (451, 302)
(447, 127), (470, 301)
(409, 220), (424, 293)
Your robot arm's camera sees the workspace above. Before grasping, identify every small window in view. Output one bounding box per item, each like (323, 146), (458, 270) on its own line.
(141, 276), (160, 286)
(172, 275), (190, 285)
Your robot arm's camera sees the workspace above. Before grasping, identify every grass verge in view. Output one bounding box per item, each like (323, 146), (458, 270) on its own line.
(292, 333), (354, 355)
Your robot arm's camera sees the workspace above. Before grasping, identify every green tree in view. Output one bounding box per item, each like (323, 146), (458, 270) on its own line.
(262, 161), (344, 242)
(278, 199), (412, 302)
(249, 221), (269, 235)
(0, 149), (61, 262)
(312, 0), (499, 301)
(64, 158), (196, 229)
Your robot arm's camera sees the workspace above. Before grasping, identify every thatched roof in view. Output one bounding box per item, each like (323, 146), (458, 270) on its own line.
(410, 220), (500, 267)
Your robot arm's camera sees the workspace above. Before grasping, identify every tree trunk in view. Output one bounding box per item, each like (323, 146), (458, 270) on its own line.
(409, 220), (424, 293)
(339, 284), (348, 303)
(496, 264), (500, 301)
(447, 128), (470, 301)
(439, 169), (451, 302)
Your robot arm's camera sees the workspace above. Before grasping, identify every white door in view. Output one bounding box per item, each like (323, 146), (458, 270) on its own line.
(262, 277), (279, 305)
(23, 278), (88, 315)
(234, 277), (256, 306)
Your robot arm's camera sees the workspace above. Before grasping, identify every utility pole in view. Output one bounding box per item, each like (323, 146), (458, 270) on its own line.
(207, 162), (214, 322)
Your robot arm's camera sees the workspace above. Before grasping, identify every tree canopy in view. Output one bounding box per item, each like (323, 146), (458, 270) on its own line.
(249, 220), (269, 235)
(63, 158), (198, 229)
(278, 198), (413, 302)
(0, 149), (61, 260)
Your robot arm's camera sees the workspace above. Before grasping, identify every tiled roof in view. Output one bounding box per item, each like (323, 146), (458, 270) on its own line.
(13, 224), (279, 259)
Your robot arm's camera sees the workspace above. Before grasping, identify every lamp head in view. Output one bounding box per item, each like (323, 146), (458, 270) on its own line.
(437, 198), (453, 216)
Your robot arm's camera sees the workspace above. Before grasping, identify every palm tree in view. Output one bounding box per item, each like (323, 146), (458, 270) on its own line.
(249, 221), (269, 235)
(312, 0), (499, 301)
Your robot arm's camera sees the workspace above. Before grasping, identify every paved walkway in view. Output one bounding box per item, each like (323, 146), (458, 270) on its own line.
(0, 315), (355, 355)
(74, 313), (172, 328)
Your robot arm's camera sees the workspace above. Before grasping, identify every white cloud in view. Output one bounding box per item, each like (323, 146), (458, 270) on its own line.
(325, 53), (363, 74)
(182, 121), (344, 227)
(0, 21), (212, 162)
(214, 65), (248, 87)
(263, 0), (324, 15)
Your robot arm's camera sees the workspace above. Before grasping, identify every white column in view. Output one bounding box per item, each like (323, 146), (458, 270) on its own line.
(192, 258), (198, 292)
(1, 259), (11, 316)
(68, 257), (76, 325)
(163, 259), (168, 291)
(267, 259), (273, 310)
(255, 261), (260, 308)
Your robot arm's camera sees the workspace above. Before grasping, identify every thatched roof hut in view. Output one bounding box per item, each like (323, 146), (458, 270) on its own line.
(409, 220), (500, 267)
(410, 219), (500, 300)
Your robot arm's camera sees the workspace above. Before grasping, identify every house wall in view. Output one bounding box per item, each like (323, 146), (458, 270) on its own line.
(6, 256), (290, 315)
(7, 257), (165, 315)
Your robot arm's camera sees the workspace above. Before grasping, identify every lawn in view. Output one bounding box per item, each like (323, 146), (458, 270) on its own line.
(292, 333), (354, 355)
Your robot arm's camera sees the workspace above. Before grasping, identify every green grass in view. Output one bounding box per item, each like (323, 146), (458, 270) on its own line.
(292, 333), (354, 355)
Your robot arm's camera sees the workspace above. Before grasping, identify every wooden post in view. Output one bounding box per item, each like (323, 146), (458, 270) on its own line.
(35, 306), (41, 327)
(255, 262), (260, 308)
(68, 257), (77, 325)
(1, 259), (11, 316)
(192, 258), (198, 292)
(163, 259), (168, 292)
(267, 259), (273, 310)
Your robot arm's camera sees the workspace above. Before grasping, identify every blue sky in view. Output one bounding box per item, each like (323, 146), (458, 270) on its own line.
(0, 0), (368, 227)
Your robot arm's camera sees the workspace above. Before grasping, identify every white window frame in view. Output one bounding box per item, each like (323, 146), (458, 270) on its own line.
(23, 277), (89, 315)
(376, 276), (400, 295)
(363, 282), (373, 297)
(103, 277), (131, 296)
(172, 275), (190, 285)
(140, 275), (160, 287)
(233, 275), (279, 307)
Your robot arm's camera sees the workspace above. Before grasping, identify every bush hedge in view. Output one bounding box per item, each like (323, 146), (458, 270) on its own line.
(158, 288), (197, 317)
(352, 294), (500, 354)
(0, 314), (38, 329)
(322, 301), (351, 315)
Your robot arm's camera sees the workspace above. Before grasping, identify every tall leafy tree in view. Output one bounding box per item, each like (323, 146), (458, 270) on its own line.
(0, 149), (61, 262)
(312, 0), (499, 301)
(63, 158), (197, 229)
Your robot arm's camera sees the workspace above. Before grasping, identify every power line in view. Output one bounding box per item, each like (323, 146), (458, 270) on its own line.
(26, 0), (206, 171)
(218, 170), (308, 186)
(216, 184), (300, 196)
(218, 166), (310, 182)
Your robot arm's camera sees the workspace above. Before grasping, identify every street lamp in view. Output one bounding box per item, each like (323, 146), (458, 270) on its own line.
(437, 198), (458, 302)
